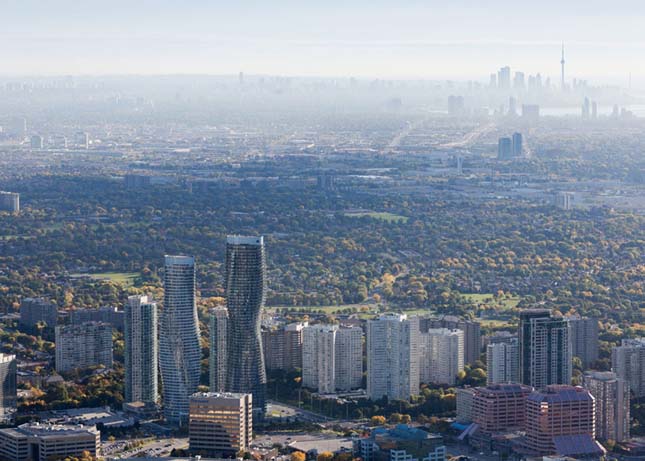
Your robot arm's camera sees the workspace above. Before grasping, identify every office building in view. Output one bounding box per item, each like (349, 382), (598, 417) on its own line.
(612, 338), (645, 398)
(124, 295), (158, 404)
(420, 328), (464, 386)
(225, 236), (267, 417)
(471, 384), (533, 434)
(0, 354), (17, 423)
(19, 298), (57, 329)
(209, 307), (228, 392)
(160, 255), (201, 424)
(367, 314), (419, 401)
(420, 316), (481, 365)
(486, 339), (519, 385)
(30, 135), (43, 149)
(188, 392), (252, 456)
(519, 310), (572, 389)
(524, 385), (601, 457)
(456, 388), (476, 423)
(513, 72), (525, 90)
(567, 316), (599, 367)
(354, 425), (446, 461)
(0, 192), (19, 214)
(583, 371), (630, 442)
(55, 322), (113, 373)
(262, 322), (306, 372)
(497, 66), (511, 90)
(70, 306), (125, 330)
(302, 324), (362, 394)
(512, 132), (522, 157)
(124, 174), (151, 189)
(498, 137), (512, 160)
(0, 423), (100, 461)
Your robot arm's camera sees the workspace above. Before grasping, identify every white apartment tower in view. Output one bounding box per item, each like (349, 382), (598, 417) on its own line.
(422, 328), (464, 386)
(486, 339), (519, 385)
(124, 295), (158, 404)
(302, 324), (362, 394)
(367, 314), (419, 400)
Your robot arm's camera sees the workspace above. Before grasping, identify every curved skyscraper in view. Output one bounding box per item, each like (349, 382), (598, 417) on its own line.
(225, 236), (267, 417)
(160, 255), (201, 424)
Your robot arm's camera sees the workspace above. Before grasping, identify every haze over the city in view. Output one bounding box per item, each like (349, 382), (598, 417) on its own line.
(3, 0), (645, 87)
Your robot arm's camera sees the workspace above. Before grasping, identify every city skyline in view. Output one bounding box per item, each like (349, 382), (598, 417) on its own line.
(1, 1), (645, 87)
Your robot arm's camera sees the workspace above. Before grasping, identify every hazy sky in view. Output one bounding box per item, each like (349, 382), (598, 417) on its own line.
(3, 0), (645, 85)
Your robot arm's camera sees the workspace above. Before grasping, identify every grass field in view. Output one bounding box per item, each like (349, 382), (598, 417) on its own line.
(344, 211), (409, 223)
(462, 293), (521, 310)
(76, 272), (140, 286)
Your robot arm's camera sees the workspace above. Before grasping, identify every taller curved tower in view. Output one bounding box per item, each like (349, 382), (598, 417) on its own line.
(225, 236), (267, 417)
(160, 255), (201, 424)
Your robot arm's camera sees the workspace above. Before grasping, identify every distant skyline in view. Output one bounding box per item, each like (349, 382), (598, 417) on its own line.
(2, 1), (645, 87)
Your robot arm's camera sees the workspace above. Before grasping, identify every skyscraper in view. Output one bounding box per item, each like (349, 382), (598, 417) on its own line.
(512, 132), (522, 158)
(160, 255), (201, 424)
(567, 316), (599, 367)
(497, 137), (512, 160)
(302, 324), (362, 394)
(55, 322), (113, 373)
(0, 354), (17, 423)
(584, 371), (630, 442)
(125, 295), (158, 404)
(420, 328), (464, 386)
(486, 338), (519, 385)
(367, 314), (419, 400)
(560, 43), (566, 90)
(209, 306), (228, 392)
(612, 338), (645, 398)
(519, 310), (572, 389)
(225, 236), (267, 417)
(497, 66), (511, 90)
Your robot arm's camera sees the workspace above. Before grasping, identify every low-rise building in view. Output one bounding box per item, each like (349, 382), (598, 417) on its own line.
(354, 425), (446, 461)
(0, 423), (100, 461)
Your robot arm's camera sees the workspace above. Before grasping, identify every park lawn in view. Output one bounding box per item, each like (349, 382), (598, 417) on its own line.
(88, 272), (140, 286)
(462, 293), (521, 310)
(344, 211), (409, 223)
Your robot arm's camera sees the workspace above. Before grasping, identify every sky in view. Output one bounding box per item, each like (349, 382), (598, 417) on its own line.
(2, 0), (645, 85)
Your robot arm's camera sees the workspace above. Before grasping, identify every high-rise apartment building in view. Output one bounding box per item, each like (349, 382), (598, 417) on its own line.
(55, 322), (113, 373)
(583, 371), (630, 442)
(302, 324), (362, 394)
(0, 192), (19, 214)
(160, 255), (201, 424)
(420, 316), (481, 365)
(209, 307), (228, 392)
(262, 322), (306, 372)
(420, 328), (464, 386)
(225, 236), (267, 417)
(124, 295), (158, 404)
(512, 132), (523, 157)
(471, 384), (533, 433)
(0, 354), (16, 423)
(567, 316), (599, 367)
(519, 310), (571, 389)
(612, 338), (645, 398)
(367, 314), (419, 400)
(188, 392), (252, 456)
(486, 339), (519, 385)
(498, 137), (512, 160)
(70, 306), (125, 330)
(497, 66), (511, 89)
(19, 298), (57, 329)
(524, 385), (599, 457)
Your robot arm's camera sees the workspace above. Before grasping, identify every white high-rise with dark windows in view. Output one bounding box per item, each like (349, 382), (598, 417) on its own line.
(125, 295), (158, 404)
(0, 354), (16, 423)
(160, 255), (201, 424)
(225, 236), (267, 418)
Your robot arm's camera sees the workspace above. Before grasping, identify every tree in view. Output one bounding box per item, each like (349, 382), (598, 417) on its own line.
(292, 452), (306, 461)
(370, 415), (386, 426)
(317, 452), (334, 461)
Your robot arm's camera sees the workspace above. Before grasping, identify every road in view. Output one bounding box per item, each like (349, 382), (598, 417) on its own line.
(439, 123), (495, 149)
